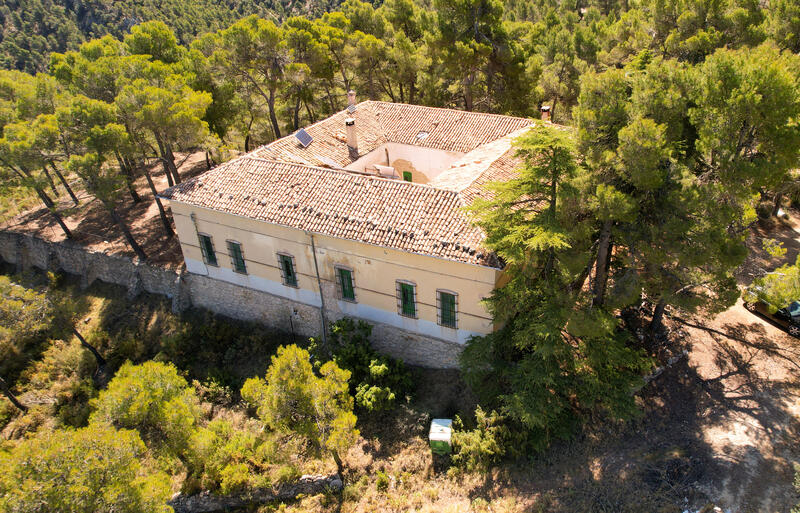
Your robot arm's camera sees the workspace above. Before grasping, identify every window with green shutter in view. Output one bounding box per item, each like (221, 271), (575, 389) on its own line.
(227, 241), (247, 274)
(198, 234), (217, 266)
(279, 254), (297, 287)
(397, 281), (416, 317)
(438, 290), (457, 328)
(337, 267), (355, 301)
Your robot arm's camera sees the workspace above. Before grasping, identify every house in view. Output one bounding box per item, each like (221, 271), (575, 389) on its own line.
(160, 94), (539, 368)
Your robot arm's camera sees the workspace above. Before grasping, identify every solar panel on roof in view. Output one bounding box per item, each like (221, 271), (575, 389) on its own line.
(294, 128), (313, 148)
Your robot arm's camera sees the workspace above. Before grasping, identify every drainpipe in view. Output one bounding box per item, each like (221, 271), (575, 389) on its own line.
(307, 231), (329, 353)
(190, 212), (210, 276)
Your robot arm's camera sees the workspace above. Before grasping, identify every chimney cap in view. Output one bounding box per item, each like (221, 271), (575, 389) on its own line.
(540, 105), (551, 112)
(345, 117), (355, 126)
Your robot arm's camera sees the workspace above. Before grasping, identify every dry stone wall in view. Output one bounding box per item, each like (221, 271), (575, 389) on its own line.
(0, 230), (463, 368)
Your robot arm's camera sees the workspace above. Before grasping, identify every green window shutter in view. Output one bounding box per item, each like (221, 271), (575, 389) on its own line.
(280, 255), (297, 286)
(402, 171), (412, 182)
(439, 291), (457, 328)
(199, 234), (217, 266)
(399, 282), (416, 317)
(338, 268), (355, 301)
(227, 241), (247, 274)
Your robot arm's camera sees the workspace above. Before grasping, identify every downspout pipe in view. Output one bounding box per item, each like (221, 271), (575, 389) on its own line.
(190, 212), (210, 276)
(307, 231), (329, 353)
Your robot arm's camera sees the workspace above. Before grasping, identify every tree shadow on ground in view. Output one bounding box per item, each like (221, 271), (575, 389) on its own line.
(349, 313), (800, 512)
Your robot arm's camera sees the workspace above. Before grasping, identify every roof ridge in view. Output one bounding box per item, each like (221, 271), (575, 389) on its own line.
(367, 100), (533, 123)
(240, 155), (464, 195)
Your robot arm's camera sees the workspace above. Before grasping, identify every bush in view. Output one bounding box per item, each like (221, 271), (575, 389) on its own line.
(0, 423), (171, 513)
(375, 470), (390, 492)
(185, 419), (272, 493)
(242, 344), (359, 473)
(450, 407), (509, 472)
(90, 361), (200, 454)
(321, 318), (413, 412)
(0, 397), (15, 431)
(273, 463), (301, 485)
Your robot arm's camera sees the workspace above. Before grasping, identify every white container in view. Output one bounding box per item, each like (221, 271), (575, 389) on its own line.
(429, 418), (453, 454)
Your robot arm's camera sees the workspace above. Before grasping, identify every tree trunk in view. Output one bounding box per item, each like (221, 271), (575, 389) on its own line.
(35, 188), (72, 239)
(164, 143), (181, 185)
(0, 376), (26, 412)
(592, 220), (613, 307)
(649, 299), (667, 333)
(267, 88), (281, 140)
(50, 162), (79, 205)
(293, 97), (301, 131)
(144, 168), (174, 237)
(116, 153), (142, 204)
(463, 74), (474, 111)
(71, 326), (106, 367)
(773, 192), (784, 216)
(42, 166), (60, 198)
(109, 207), (147, 260)
(163, 158), (174, 187)
(332, 451), (343, 476)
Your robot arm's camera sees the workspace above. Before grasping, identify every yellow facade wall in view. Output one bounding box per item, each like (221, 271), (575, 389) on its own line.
(168, 200), (500, 343)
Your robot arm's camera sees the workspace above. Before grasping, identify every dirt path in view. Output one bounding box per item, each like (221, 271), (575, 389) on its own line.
(672, 216), (800, 512)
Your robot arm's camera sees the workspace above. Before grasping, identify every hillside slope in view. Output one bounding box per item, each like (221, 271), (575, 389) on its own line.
(0, 0), (343, 72)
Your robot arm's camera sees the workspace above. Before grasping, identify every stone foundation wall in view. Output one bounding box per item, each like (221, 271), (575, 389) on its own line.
(0, 231), (463, 368)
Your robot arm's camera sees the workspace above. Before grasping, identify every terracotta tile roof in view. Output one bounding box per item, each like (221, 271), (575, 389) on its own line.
(160, 103), (566, 268)
(254, 101), (533, 168)
(162, 157), (500, 267)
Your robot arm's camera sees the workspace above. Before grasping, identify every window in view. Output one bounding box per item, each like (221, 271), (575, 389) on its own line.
(437, 290), (458, 328)
(336, 266), (356, 301)
(396, 281), (416, 318)
(278, 253), (298, 287)
(198, 234), (217, 266)
(402, 171), (412, 182)
(227, 240), (247, 274)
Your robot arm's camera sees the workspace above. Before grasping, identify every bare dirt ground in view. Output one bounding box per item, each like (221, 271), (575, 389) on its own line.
(0, 153), (210, 268)
(667, 214), (800, 512)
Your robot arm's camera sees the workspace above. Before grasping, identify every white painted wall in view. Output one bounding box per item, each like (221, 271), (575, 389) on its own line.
(344, 143), (464, 183)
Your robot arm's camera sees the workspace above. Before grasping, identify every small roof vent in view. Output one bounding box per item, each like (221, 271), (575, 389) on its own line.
(416, 130), (429, 141)
(294, 128), (313, 148)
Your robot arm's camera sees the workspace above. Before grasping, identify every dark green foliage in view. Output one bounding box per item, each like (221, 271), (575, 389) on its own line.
(0, 0), (343, 73)
(160, 309), (289, 390)
(0, 423), (172, 513)
(450, 406), (510, 472)
(462, 125), (652, 452)
(321, 318), (413, 412)
(375, 470), (390, 492)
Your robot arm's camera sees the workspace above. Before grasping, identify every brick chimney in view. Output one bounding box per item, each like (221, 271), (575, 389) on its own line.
(541, 105), (551, 122)
(347, 90), (357, 113)
(346, 117), (358, 158)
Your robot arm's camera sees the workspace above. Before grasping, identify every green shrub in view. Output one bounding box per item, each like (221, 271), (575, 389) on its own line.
(375, 470), (390, 492)
(0, 397), (15, 431)
(242, 345), (359, 473)
(186, 419), (272, 493)
(451, 406), (509, 472)
(219, 463), (250, 495)
(90, 361), (200, 454)
(0, 423), (171, 513)
(321, 318), (413, 412)
(273, 464), (301, 485)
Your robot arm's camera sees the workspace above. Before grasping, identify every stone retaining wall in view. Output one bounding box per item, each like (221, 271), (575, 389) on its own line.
(0, 231), (463, 368)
